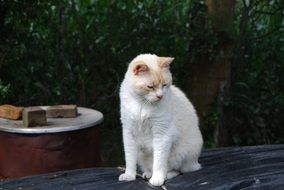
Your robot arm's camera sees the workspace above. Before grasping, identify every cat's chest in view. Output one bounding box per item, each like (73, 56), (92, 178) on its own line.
(133, 122), (153, 150)
(123, 100), (154, 121)
(127, 106), (153, 145)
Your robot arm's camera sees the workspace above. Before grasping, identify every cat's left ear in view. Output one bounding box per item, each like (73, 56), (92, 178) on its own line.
(158, 57), (175, 68)
(133, 61), (149, 75)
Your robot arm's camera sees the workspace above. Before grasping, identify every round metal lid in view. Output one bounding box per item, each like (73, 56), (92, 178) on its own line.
(0, 107), (103, 134)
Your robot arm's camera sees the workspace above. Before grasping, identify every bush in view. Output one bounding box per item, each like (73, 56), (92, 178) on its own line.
(224, 0), (284, 145)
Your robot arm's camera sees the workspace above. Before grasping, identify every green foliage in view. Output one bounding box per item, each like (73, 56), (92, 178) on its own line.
(0, 0), (209, 105)
(191, 0), (284, 148)
(0, 80), (10, 102)
(225, 0), (284, 145)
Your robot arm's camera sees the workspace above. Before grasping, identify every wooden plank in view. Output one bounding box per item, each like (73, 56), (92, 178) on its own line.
(46, 105), (77, 118)
(0, 105), (23, 120)
(22, 107), (47, 127)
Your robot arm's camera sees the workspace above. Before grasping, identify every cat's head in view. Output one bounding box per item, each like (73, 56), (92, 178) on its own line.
(127, 54), (174, 103)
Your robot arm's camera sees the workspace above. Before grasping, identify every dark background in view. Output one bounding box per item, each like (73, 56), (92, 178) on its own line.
(0, 0), (283, 166)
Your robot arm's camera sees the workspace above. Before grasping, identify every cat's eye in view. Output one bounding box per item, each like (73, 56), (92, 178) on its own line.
(147, 85), (154, 89)
(162, 84), (167, 87)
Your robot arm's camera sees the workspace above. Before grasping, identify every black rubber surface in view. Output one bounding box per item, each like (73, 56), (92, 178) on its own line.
(1, 144), (283, 190)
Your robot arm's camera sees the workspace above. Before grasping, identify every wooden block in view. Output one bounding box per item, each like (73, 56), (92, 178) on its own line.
(46, 105), (77, 118)
(0, 104), (24, 120)
(23, 107), (47, 127)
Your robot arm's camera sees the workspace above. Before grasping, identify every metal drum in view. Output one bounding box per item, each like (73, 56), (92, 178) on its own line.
(0, 107), (103, 179)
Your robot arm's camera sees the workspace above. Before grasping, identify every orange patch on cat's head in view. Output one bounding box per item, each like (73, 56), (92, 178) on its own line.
(152, 56), (174, 86)
(128, 54), (174, 89)
(158, 57), (174, 68)
(150, 69), (167, 86)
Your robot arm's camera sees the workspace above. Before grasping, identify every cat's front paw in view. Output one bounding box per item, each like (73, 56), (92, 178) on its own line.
(119, 173), (136, 181)
(149, 173), (165, 186)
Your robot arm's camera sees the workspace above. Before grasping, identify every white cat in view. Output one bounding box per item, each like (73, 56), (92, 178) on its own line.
(118, 54), (203, 186)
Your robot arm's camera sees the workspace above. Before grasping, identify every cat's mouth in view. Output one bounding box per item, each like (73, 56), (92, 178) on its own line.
(143, 98), (161, 105)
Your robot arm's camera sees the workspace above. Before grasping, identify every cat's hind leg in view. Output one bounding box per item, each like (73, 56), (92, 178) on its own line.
(180, 157), (201, 173)
(142, 171), (152, 179)
(166, 170), (180, 179)
(180, 139), (203, 173)
(138, 151), (153, 179)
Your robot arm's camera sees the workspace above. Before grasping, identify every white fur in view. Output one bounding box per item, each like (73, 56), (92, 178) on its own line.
(118, 54), (203, 186)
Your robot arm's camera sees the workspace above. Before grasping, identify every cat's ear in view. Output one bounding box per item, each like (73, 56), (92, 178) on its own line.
(133, 61), (149, 75)
(158, 57), (174, 68)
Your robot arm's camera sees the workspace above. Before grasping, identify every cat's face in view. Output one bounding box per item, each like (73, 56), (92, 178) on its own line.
(128, 54), (174, 103)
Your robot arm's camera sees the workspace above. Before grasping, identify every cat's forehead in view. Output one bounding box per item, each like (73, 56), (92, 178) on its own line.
(132, 54), (159, 68)
(151, 73), (165, 85)
(149, 69), (168, 85)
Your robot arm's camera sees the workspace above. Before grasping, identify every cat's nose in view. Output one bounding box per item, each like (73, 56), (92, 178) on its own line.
(156, 95), (163, 100)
